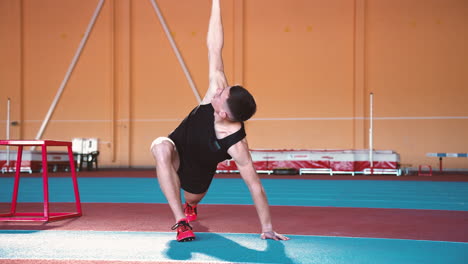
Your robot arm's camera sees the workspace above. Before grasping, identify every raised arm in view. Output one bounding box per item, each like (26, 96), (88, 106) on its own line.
(201, 0), (229, 104)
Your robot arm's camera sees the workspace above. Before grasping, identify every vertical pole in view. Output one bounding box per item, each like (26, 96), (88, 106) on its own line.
(149, 0), (201, 103)
(110, 0), (116, 163)
(113, 0), (131, 166)
(6, 98), (11, 170)
(439, 157), (443, 173)
(34, 0), (105, 142)
(41, 145), (50, 220)
(369, 92), (374, 174)
(11, 145), (23, 214)
(67, 145), (82, 215)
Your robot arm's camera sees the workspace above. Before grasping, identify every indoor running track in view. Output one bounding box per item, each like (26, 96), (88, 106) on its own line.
(1, 171), (468, 264)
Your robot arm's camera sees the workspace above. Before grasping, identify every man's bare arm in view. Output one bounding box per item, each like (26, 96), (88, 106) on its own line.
(202, 0), (228, 104)
(228, 140), (290, 240)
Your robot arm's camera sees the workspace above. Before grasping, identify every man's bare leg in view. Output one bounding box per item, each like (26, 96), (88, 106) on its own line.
(184, 191), (206, 207)
(151, 138), (196, 242)
(150, 138), (185, 222)
(151, 138), (207, 219)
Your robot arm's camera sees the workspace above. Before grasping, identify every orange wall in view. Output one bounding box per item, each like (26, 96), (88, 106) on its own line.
(1, 0), (467, 170)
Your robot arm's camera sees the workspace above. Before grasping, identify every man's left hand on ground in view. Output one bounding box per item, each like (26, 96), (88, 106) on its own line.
(261, 231), (290, 241)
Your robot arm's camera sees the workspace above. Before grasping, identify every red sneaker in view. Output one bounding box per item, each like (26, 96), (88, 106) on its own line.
(184, 202), (198, 222)
(171, 218), (195, 242)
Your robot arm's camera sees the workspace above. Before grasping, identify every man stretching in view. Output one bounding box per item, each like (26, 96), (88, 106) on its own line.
(150, 0), (289, 242)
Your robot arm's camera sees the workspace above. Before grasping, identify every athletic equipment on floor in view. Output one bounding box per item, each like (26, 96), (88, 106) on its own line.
(184, 202), (198, 222)
(171, 218), (195, 242)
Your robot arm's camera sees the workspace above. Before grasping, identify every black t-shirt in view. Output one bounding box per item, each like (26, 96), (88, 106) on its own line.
(169, 104), (246, 194)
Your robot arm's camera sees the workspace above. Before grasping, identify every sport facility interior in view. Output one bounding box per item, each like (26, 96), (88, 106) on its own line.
(1, 0), (467, 263)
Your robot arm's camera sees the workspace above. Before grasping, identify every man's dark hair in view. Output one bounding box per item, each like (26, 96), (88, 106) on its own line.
(226, 85), (257, 122)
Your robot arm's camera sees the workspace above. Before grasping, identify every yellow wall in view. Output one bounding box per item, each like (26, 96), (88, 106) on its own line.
(1, 0), (467, 170)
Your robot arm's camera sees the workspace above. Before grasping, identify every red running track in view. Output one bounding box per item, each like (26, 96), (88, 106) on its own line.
(1, 202), (467, 242)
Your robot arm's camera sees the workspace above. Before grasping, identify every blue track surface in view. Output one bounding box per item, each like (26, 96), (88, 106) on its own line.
(1, 177), (468, 210)
(1, 177), (468, 263)
(0, 230), (467, 264)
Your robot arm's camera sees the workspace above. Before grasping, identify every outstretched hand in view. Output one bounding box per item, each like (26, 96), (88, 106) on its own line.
(261, 231), (290, 241)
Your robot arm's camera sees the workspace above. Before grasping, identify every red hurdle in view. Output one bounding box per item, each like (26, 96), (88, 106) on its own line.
(0, 140), (82, 222)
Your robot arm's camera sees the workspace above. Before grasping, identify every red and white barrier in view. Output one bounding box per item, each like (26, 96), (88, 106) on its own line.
(217, 149), (401, 176)
(2, 149), (401, 175)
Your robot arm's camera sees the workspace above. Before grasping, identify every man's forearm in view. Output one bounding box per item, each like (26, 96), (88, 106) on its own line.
(250, 181), (274, 233)
(207, 0), (223, 54)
